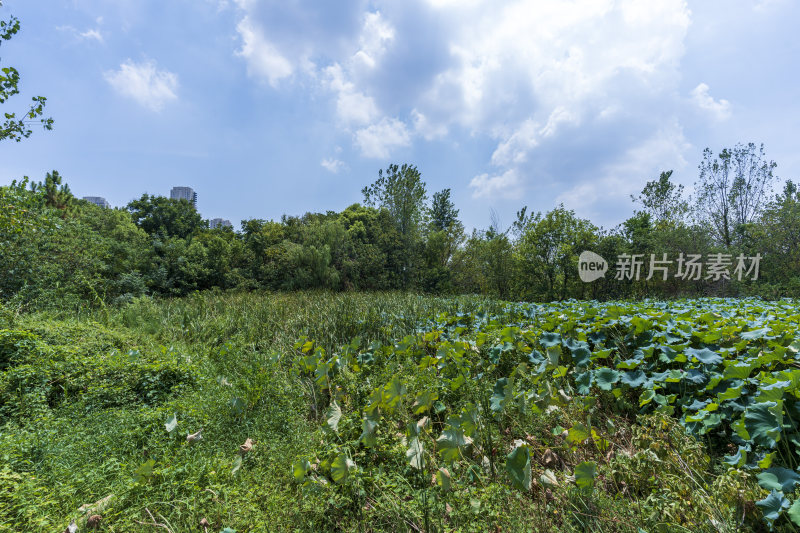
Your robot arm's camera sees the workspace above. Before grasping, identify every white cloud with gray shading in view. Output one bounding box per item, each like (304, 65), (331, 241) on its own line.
(433, 0), (692, 200)
(324, 63), (379, 126)
(355, 117), (411, 159)
(469, 169), (523, 200)
(352, 11), (395, 72)
(324, 10), (403, 156)
(235, 16), (293, 86)
(555, 121), (691, 223)
(104, 59), (178, 111)
(226, 0), (695, 212)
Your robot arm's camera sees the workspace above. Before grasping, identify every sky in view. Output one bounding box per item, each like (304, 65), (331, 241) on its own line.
(1, 0), (798, 232)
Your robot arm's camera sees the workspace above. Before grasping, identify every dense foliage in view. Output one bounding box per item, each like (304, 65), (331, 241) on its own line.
(293, 296), (800, 531)
(1, 151), (799, 309)
(2, 293), (799, 531)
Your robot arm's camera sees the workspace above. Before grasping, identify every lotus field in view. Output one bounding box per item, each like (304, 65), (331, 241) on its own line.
(291, 297), (800, 531)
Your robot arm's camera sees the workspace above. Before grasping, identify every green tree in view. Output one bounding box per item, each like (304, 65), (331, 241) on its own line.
(127, 194), (206, 239)
(362, 163), (428, 239)
(451, 228), (513, 298)
(0, 176), (152, 307)
(631, 170), (688, 227)
(621, 211), (653, 256)
(429, 189), (459, 231)
(483, 228), (515, 299)
(422, 189), (465, 291)
(516, 205), (598, 301)
(591, 230), (627, 300)
(1, 1), (53, 142)
(779, 179), (797, 202)
(337, 203), (404, 290)
(693, 143), (777, 247)
(618, 212), (658, 297)
(240, 218), (285, 287)
(362, 163), (428, 287)
(0, 178), (51, 300)
(186, 228), (248, 290)
(30, 170), (73, 209)
(751, 179), (800, 296)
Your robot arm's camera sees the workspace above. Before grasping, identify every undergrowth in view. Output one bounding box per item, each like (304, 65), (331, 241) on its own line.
(0, 292), (783, 532)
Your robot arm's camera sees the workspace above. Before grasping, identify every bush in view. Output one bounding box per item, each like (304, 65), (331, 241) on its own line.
(0, 323), (196, 424)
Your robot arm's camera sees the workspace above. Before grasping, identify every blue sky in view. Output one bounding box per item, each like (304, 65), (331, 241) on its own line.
(1, 0), (798, 231)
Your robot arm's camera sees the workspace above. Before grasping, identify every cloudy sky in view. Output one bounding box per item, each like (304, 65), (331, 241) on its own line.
(1, 0), (798, 231)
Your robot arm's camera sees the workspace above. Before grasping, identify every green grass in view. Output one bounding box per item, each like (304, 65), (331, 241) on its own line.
(0, 292), (790, 532)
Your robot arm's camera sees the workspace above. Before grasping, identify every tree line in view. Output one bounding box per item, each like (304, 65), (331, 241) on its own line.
(2, 4), (797, 308)
(1, 144), (798, 310)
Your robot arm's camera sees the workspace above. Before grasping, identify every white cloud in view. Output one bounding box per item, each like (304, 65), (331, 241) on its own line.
(104, 59), (178, 112)
(232, 0), (257, 11)
(425, 0), (483, 8)
(235, 16), (293, 86)
(490, 108), (578, 166)
(491, 119), (539, 166)
(324, 63), (379, 126)
(469, 169), (523, 200)
(352, 12), (395, 71)
(690, 83), (731, 120)
(355, 117), (411, 158)
(321, 158), (346, 173)
(754, 0), (787, 11)
(555, 122), (690, 222)
(412, 109), (448, 140)
(225, 0), (694, 192)
(57, 25), (104, 43)
(79, 29), (103, 42)
(418, 0), (690, 169)
(617, 122), (690, 178)
(319, 11), (400, 139)
(540, 106), (579, 138)
(230, 7), (403, 158)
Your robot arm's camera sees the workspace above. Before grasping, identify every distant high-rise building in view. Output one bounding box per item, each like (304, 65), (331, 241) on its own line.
(170, 186), (197, 207)
(83, 196), (110, 208)
(209, 218), (233, 229)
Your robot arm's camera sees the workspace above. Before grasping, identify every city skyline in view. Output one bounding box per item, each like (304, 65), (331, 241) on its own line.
(83, 185), (234, 227)
(170, 186), (197, 207)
